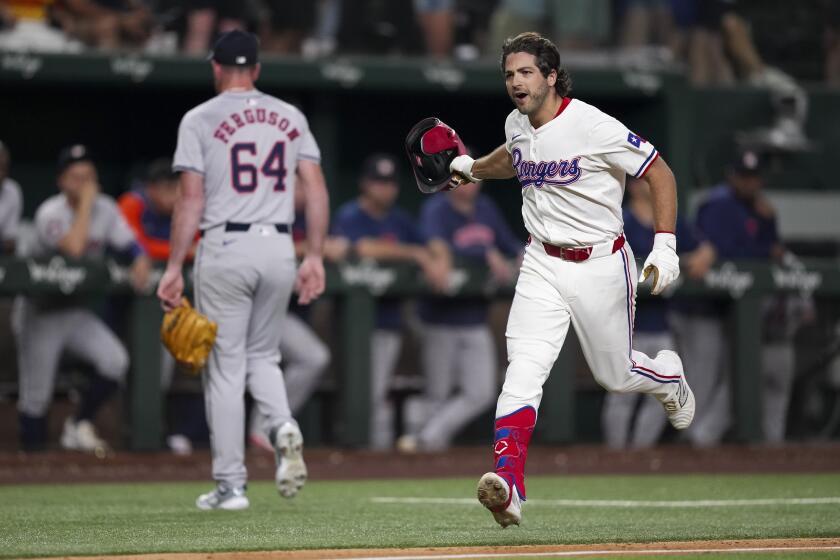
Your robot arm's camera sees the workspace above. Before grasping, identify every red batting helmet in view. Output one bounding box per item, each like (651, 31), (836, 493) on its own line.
(405, 117), (466, 194)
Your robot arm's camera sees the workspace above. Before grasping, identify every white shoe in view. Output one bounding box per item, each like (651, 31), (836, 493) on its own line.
(477, 472), (522, 528)
(60, 418), (108, 452)
(395, 434), (419, 454)
(656, 350), (695, 430)
(273, 422), (307, 498)
(196, 484), (249, 510)
(166, 434), (193, 456)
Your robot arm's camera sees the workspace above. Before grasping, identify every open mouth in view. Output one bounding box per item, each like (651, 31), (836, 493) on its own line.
(514, 92), (528, 101)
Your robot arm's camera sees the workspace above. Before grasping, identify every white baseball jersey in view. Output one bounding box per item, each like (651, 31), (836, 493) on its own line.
(173, 89), (321, 230)
(0, 177), (23, 243)
(505, 98), (658, 247)
(30, 193), (136, 258)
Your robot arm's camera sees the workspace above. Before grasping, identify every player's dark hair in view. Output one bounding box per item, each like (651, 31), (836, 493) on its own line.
(146, 158), (176, 185)
(501, 32), (572, 97)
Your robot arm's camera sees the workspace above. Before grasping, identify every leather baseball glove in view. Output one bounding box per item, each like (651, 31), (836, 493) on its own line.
(160, 298), (217, 375)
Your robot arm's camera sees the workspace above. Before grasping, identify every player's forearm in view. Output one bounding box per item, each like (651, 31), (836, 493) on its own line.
(297, 160), (329, 258)
(304, 185), (329, 258)
(427, 239), (452, 269)
(167, 176), (204, 269)
(58, 200), (94, 258)
(472, 144), (516, 180)
(355, 239), (424, 262)
(643, 157), (677, 234)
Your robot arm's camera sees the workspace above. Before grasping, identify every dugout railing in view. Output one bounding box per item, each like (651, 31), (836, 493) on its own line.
(1, 255), (837, 450)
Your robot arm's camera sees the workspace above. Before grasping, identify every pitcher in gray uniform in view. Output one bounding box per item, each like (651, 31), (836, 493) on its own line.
(13, 144), (152, 452)
(156, 30), (329, 511)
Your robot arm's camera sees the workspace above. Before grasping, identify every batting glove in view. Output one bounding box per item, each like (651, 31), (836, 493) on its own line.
(639, 232), (679, 296)
(449, 154), (478, 183)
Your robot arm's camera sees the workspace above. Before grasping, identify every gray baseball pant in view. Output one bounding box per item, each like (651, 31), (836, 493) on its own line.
(280, 313), (331, 413)
(12, 297), (128, 417)
(249, 313), (331, 438)
(413, 324), (497, 450)
(670, 312), (795, 445)
(195, 225), (297, 488)
(369, 329), (402, 450)
(601, 330), (673, 448)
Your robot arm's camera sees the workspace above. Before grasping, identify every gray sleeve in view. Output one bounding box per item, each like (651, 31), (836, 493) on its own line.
(173, 113), (205, 175)
(104, 198), (137, 250)
(34, 204), (63, 251)
(0, 181), (22, 241)
(297, 115), (321, 163)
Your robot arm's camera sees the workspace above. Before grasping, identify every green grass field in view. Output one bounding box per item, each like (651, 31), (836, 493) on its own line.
(1, 473), (839, 558)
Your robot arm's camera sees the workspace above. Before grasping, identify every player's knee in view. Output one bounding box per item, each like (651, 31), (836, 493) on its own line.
(505, 357), (550, 389)
(465, 374), (498, 408)
(308, 340), (331, 372)
(97, 345), (129, 381)
(596, 375), (631, 394)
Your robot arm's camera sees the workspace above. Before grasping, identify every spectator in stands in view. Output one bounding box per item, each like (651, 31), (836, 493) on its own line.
(52, 0), (152, 50)
(672, 150), (812, 446)
(414, 0), (454, 58)
(487, 0), (610, 55)
(117, 158), (205, 455)
(549, 0), (611, 50)
(336, 0), (423, 56)
(617, 0), (685, 56)
(333, 153), (446, 449)
(601, 177), (716, 449)
(0, 0), (81, 51)
(181, 0), (254, 56)
(397, 175), (521, 452)
(248, 183), (343, 451)
(13, 144), (151, 452)
(0, 141), (22, 255)
(824, 0), (840, 87)
(486, 0), (544, 56)
(259, 0), (317, 55)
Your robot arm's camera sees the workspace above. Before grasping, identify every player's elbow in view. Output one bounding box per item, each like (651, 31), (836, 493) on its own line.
(643, 156), (676, 188)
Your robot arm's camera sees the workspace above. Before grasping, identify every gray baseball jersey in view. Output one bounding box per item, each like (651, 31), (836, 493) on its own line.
(175, 88), (317, 488)
(30, 193), (136, 258)
(14, 192), (134, 419)
(173, 89), (320, 229)
(0, 177), (23, 244)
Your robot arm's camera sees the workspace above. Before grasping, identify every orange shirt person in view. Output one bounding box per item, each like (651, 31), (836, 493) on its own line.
(118, 158), (196, 262)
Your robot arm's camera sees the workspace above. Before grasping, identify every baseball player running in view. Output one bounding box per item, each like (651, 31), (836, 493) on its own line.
(446, 32), (695, 527)
(156, 30), (329, 510)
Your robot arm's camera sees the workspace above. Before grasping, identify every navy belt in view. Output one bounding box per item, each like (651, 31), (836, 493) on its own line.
(200, 222), (290, 237)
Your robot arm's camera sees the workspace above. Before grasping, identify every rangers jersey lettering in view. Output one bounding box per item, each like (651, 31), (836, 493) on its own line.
(504, 98), (658, 247)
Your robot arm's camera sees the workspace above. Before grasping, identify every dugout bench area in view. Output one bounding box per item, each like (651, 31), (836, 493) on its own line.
(1, 255), (838, 450)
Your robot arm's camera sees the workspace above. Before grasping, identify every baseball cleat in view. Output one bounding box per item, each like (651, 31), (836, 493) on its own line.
(656, 350), (696, 430)
(60, 418), (109, 454)
(477, 472), (522, 528)
(196, 484), (249, 510)
(273, 422), (307, 498)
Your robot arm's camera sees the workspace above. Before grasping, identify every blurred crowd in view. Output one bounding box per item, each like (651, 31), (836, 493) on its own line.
(0, 0), (838, 85)
(0, 136), (827, 454)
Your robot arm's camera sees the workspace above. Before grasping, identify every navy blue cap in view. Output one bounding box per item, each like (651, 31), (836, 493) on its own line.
(57, 144), (93, 174)
(361, 153), (398, 182)
(732, 150), (762, 175)
(209, 30), (259, 67)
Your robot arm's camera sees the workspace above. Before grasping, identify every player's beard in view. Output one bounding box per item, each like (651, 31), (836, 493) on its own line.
(516, 80), (550, 117)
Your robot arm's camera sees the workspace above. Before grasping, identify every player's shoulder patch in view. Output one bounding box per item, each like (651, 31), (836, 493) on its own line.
(626, 132), (646, 148)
